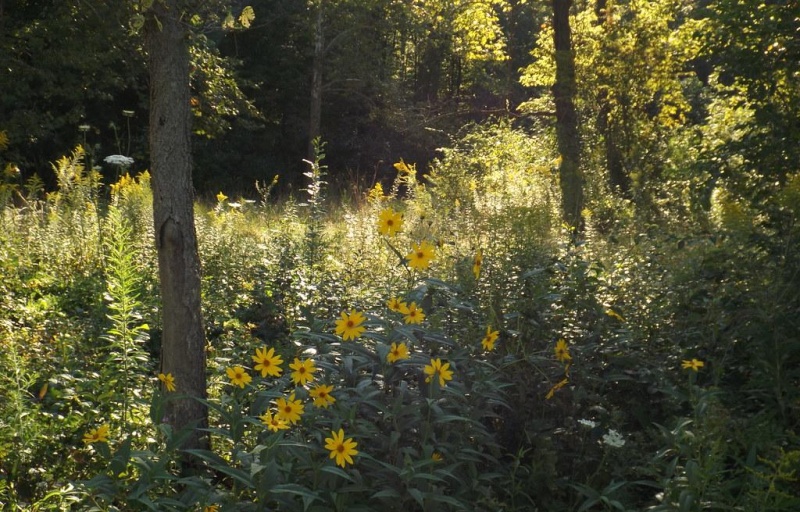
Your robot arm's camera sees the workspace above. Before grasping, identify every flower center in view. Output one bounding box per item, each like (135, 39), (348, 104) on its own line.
(417, 252), (424, 259)
(337, 445), (345, 453)
(347, 320), (354, 328)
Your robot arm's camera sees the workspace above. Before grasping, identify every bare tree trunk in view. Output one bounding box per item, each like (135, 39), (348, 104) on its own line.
(309, 0), (324, 159)
(145, 0), (208, 452)
(595, 0), (630, 195)
(552, 0), (584, 231)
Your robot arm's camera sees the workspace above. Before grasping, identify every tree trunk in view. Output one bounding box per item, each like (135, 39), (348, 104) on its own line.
(594, 0), (630, 195)
(145, 0), (208, 452)
(308, 0), (324, 160)
(552, 0), (584, 231)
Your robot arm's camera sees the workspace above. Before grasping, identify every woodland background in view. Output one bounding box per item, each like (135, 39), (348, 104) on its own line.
(1, 0), (799, 510)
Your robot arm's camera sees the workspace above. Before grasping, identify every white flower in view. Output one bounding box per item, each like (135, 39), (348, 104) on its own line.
(578, 419), (597, 428)
(602, 429), (626, 448)
(104, 155), (134, 167)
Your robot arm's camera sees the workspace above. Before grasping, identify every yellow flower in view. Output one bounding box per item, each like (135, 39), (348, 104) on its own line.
(387, 342), (410, 363)
(473, 249), (483, 280)
(275, 393), (305, 424)
(158, 372), (176, 392)
(403, 302), (425, 324)
(324, 428), (359, 468)
(252, 347), (284, 378)
(554, 339), (572, 363)
(545, 378), (569, 400)
(216, 191), (228, 203)
(406, 240), (435, 270)
(309, 384), (336, 408)
(204, 505), (219, 512)
(83, 424), (110, 444)
(481, 326), (500, 352)
(260, 410), (290, 432)
(423, 358), (453, 387)
(387, 297), (407, 313)
(334, 310), (367, 341)
(681, 359), (705, 371)
(377, 207), (404, 236)
(431, 451), (443, 462)
(289, 358), (317, 386)
(226, 366), (252, 388)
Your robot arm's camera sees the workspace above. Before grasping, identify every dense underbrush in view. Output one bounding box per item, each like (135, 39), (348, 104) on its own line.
(1, 130), (798, 511)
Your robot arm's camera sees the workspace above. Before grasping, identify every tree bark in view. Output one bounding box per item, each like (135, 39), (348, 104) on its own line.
(594, 0), (630, 195)
(552, 0), (584, 231)
(145, 0), (208, 452)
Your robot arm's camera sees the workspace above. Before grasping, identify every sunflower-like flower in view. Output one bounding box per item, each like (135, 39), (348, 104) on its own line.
(324, 428), (359, 468)
(334, 310), (367, 341)
(406, 240), (435, 270)
(309, 384), (336, 408)
(681, 358), (704, 371)
(289, 358), (317, 386)
(387, 297), (407, 313)
(403, 302), (425, 324)
(158, 372), (176, 392)
(252, 347), (284, 378)
(260, 410), (290, 432)
(226, 366), (252, 388)
(387, 342), (410, 363)
(423, 358), (453, 387)
(377, 207), (404, 236)
(275, 393), (305, 424)
(554, 339), (572, 363)
(481, 326), (500, 352)
(83, 424), (110, 444)
(472, 249), (483, 280)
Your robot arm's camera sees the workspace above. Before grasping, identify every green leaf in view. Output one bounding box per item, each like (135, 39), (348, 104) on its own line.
(407, 487), (425, 508)
(239, 6), (255, 28)
(183, 449), (253, 488)
(320, 465), (355, 481)
(109, 437), (132, 476)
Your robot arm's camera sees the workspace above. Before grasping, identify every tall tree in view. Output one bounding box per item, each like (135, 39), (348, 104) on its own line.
(552, 0), (583, 229)
(144, 0), (208, 451)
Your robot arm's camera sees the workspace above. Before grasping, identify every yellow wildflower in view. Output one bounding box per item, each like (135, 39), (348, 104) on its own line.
(403, 302), (425, 324)
(406, 240), (435, 270)
(481, 326), (500, 352)
(259, 410), (290, 432)
(158, 372), (176, 392)
(473, 249), (483, 279)
(324, 428), (359, 468)
(309, 384), (336, 408)
(387, 297), (407, 313)
(554, 339), (572, 363)
(252, 347), (284, 378)
(289, 358), (317, 386)
(226, 366), (252, 388)
(377, 207), (404, 236)
(275, 393), (304, 424)
(681, 359), (704, 371)
(334, 310), (367, 341)
(387, 342), (410, 363)
(83, 424), (110, 444)
(423, 358), (453, 387)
